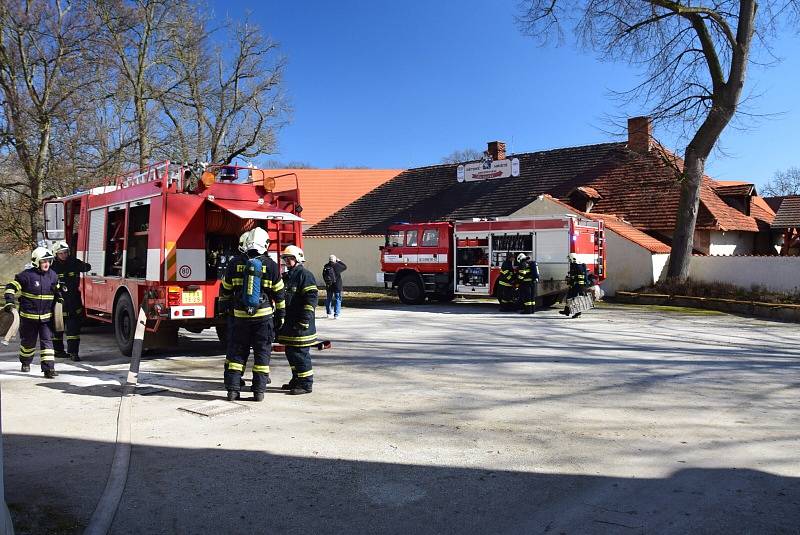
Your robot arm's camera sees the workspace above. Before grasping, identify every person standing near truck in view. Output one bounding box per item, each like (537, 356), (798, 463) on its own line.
(322, 255), (347, 319)
(277, 245), (318, 395)
(50, 241), (91, 361)
(4, 247), (63, 378)
(220, 228), (285, 402)
(496, 255), (518, 311)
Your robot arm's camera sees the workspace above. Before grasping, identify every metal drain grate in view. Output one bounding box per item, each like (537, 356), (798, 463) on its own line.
(179, 399), (250, 417)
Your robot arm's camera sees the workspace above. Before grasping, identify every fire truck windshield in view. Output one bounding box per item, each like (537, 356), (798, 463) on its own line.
(386, 230), (404, 247)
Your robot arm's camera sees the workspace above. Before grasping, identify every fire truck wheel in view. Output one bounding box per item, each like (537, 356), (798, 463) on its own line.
(397, 276), (426, 305)
(114, 292), (135, 356)
(215, 325), (228, 345)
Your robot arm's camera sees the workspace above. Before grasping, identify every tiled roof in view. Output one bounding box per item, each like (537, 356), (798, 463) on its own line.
(307, 143), (624, 236)
(750, 196), (776, 228)
(772, 197), (800, 228)
(764, 195), (797, 213)
(572, 186), (602, 199)
(307, 142), (762, 236)
(713, 183), (755, 196)
(270, 169), (402, 226)
(584, 212), (672, 253)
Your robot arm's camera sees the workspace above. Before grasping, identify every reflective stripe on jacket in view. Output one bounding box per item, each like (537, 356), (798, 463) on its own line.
(277, 264), (318, 347)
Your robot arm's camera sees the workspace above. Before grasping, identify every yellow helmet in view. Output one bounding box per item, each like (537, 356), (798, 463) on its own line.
(280, 245), (305, 263)
(31, 246), (54, 266)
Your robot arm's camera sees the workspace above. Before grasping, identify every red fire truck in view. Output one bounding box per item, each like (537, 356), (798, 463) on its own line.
(378, 216), (605, 307)
(42, 162), (304, 355)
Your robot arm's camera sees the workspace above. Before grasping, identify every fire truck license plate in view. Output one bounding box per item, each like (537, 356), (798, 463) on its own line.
(182, 289), (202, 304)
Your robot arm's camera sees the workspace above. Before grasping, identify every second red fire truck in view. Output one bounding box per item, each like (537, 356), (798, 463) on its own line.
(42, 162), (304, 355)
(378, 216), (605, 307)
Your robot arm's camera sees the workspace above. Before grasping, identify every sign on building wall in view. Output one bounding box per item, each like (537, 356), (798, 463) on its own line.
(457, 157), (520, 182)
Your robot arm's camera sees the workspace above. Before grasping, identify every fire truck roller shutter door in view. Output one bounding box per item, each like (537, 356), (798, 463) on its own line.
(206, 208), (258, 235)
(206, 198), (304, 222)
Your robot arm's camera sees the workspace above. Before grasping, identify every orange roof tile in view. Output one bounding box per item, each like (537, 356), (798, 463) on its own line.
(584, 213), (671, 253)
(269, 169), (402, 226)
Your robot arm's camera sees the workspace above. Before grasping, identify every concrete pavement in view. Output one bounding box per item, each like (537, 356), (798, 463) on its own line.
(2, 303), (799, 534)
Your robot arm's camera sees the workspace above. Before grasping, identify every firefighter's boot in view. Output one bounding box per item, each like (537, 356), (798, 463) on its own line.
(253, 392), (265, 402)
(44, 370), (58, 379)
(226, 390), (240, 401)
(69, 353), (81, 362)
(281, 377), (298, 390)
(571, 312), (582, 319)
(20, 363), (30, 373)
(289, 384), (312, 396)
(55, 350), (69, 359)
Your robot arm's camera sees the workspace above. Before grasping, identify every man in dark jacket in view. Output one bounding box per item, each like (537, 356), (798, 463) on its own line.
(560, 254), (591, 318)
(322, 254), (347, 319)
(51, 241), (91, 361)
(4, 247), (63, 378)
(219, 227), (286, 402)
(277, 245), (318, 395)
(496, 255), (517, 311)
(516, 253), (539, 314)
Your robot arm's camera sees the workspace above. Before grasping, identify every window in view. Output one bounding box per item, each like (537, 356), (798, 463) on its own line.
(104, 205), (126, 276)
(43, 202), (65, 240)
(406, 230), (418, 247)
(421, 229), (439, 247)
(126, 202), (150, 278)
(386, 231), (404, 247)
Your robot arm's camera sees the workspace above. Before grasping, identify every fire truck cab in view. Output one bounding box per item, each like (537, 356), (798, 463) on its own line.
(43, 162), (304, 355)
(379, 215), (605, 307)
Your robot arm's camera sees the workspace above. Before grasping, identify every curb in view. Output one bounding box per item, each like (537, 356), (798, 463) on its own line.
(614, 292), (800, 323)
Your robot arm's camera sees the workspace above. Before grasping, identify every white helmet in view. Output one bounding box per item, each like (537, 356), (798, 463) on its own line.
(238, 230), (252, 253)
(52, 240), (70, 255)
(568, 253), (578, 262)
(281, 245), (305, 263)
(516, 253), (528, 263)
(248, 227), (269, 255)
(32, 246), (54, 266)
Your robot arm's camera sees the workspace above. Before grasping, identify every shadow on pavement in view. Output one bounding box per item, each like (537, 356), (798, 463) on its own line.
(4, 433), (799, 535)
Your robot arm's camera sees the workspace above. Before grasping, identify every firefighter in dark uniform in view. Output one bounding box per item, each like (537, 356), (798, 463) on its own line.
(218, 230), (252, 387)
(51, 241), (91, 361)
(4, 247), (63, 378)
(219, 227), (286, 402)
(561, 253), (589, 318)
(496, 255), (517, 311)
(516, 253), (539, 314)
(276, 245), (318, 395)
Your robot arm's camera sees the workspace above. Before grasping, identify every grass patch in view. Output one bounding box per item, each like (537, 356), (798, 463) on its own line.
(636, 278), (800, 305)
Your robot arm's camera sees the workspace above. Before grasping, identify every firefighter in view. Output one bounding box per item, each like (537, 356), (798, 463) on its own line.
(4, 247), (63, 378)
(218, 230), (252, 387)
(276, 245), (318, 395)
(219, 227), (286, 402)
(50, 241), (91, 361)
(516, 253), (539, 314)
(561, 253), (589, 318)
(496, 254), (518, 311)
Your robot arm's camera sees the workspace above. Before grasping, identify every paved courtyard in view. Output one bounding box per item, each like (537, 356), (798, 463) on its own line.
(1, 302), (798, 534)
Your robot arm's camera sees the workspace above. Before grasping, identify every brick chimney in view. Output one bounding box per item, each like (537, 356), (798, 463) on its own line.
(627, 116), (652, 154)
(487, 141), (506, 161)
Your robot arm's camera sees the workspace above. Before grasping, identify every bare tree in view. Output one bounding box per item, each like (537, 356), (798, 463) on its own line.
(761, 167), (800, 197)
(0, 0), (96, 247)
(94, 0), (180, 170)
(159, 12), (287, 165)
(518, 0), (799, 280)
(441, 148), (483, 164)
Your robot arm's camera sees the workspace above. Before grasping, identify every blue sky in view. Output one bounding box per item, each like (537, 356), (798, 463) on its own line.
(212, 0), (800, 189)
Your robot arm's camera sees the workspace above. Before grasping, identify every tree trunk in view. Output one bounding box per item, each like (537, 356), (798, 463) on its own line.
(666, 149), (705, 280)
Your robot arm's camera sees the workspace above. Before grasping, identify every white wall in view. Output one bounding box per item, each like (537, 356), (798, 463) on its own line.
(689, 255), (800, 293)
(708, 231), (754, 256)
(511, 197), (662, 295)
(303, 236), (384, 287)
